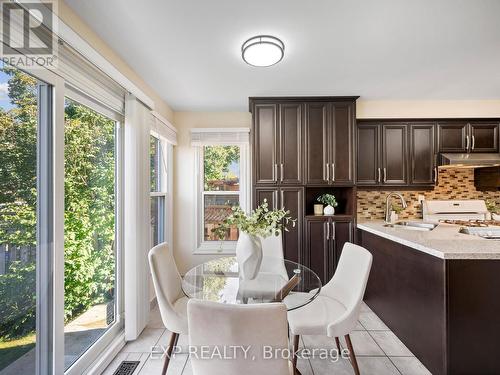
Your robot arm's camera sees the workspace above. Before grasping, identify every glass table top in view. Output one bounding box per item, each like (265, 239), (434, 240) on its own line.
(181, 257), (322, 311)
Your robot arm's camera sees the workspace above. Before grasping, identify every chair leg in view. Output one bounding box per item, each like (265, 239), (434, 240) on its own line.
(162, 332), (179, 375)
(292, 334), (300, 369)
(344, 334), (360, 375)
(335, 337), (342, 352)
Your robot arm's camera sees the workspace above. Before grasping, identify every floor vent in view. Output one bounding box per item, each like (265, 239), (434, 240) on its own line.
(112, 361), (140, 375)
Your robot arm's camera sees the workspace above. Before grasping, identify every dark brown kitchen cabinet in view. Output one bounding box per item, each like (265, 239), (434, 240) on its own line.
(305, 102), (355, 185)
(331, 103), (355, 184)
(305, 103), (329, 184)
(280, 104), (304, 184)
(356, 123), (380, 185)
(251, 97), (358, 275)
(253, 103), (278, 184)
(438, 121), (499, 153)
(437, 122), (468, 153)
(410, 123), (437, 185)
(356, 122), (408, 186)
(305, 216), (354, 283)
(381, 124), (408, 185)
(254, 187), (303, 264)
(469, 122), (499, 153)
(252, 102), (303, 185)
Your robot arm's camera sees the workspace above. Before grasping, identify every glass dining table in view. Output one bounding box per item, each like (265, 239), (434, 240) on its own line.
(181, 256), (322, 311)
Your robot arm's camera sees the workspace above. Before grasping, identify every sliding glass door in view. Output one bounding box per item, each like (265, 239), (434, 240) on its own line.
(0, 61), (124, 374)
(63, 97), (121, 371)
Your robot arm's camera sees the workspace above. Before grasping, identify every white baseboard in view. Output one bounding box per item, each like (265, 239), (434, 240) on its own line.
(85, 331), (126, 375)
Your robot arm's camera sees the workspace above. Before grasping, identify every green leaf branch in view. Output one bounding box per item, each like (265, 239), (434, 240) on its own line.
(211, 199), (296, 239)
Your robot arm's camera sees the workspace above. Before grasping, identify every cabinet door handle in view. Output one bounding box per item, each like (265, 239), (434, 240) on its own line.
(280, 190), (284, 210)
(377, 168), (381, 183)
(280, 164), (284, 182)
(273, 191), (278, 210)
(466, 135), (470, 151)
(331, 222), (335, 240)
(471, 135), (475, 150)
(383, 168), (387, 183)
(326, 163), (329, 181)
(331, 163), (335, 182)
(433, 167), (437, 183)
(274, 164), (278, 182)
(326, 221), (330, 240)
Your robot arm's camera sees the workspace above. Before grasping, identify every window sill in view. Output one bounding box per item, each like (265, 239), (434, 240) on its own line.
(194, 241), (237, 255)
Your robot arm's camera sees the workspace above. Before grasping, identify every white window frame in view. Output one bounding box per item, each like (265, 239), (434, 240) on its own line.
(149, 132), (171, 248)
(194, 142), (250, 254)
(63, 87), (125, 375)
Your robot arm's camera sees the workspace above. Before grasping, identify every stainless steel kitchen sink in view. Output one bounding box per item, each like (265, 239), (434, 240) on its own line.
(383, 221), (438, 231)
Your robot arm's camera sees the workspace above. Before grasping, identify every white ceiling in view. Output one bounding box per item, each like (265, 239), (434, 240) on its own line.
(65, 0), (500, 111)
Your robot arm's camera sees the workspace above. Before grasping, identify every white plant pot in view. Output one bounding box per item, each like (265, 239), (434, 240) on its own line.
(323, 205), (335, 215)
(236, 232), (263, 280)
(492, 213), (500, 221)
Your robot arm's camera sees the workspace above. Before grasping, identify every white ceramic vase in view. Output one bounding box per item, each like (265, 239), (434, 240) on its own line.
(323, 205), (335, 215)
(236, 232), (263, 280)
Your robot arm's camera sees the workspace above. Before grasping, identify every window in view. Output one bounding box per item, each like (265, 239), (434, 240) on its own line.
(150, 135), (167, 247)
(192, 128), (250, 253)
(202, 145), (241, 241)
(0, 63), (42, 374)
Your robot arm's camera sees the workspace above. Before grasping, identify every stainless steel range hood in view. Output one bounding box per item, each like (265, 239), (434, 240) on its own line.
(440, 153), (500, 168)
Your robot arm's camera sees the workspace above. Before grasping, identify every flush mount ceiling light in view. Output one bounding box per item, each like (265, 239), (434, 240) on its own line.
(241, 35), (285, 67)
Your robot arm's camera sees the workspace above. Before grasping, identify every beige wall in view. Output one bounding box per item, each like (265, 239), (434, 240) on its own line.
(58, 1), (174, 122)
(357, 100), (500, 119)
(172, 112), (251, 272)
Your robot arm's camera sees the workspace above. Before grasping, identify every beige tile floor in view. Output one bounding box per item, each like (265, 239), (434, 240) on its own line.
(101, 302), (432, 375)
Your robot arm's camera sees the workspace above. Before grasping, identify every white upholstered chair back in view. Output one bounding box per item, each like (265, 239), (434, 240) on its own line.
(323, 242), (373, 336)
(187, 299), (291, 375)
(148, 243), (187, 334)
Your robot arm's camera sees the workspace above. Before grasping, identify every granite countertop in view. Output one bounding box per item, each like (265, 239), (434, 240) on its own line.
(357, 220), (500, 260)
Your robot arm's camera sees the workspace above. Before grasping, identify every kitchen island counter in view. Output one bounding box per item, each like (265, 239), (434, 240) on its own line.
(357, 224), (500, 375)
(357, 220), (500, 259)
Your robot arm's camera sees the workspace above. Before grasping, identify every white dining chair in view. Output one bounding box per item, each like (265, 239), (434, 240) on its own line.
(148, 242), (189, 375)
(287, 242), (373, 375)
(187, 299), (293, 375)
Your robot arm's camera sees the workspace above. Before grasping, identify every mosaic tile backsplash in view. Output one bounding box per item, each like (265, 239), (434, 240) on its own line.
(357, 168), (500, 220)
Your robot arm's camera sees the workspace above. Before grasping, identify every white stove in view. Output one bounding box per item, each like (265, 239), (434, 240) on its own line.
(458, 226), (500, 240)
(423, 200), (500, 240)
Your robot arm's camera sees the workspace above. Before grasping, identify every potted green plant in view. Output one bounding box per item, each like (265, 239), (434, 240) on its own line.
(317, 194), (338, 215)
(212, 199), (296, 280)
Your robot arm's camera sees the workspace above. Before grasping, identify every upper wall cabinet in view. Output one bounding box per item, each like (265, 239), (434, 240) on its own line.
(381, 123), (408, 185)
(305, 101), (355, 185)
(305, 102), (329, 184)
(356, 122), (410, 186)
(356, 123), (380, 185)
(469, 122), (499, 153)
(438, 121), (499, 154)
(251, 101), (303, 185)
(409, 123), (437, 185)
(251, 97), (357, 187)
(253, 103), (278, 184)
(437, 121), (468, 153)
